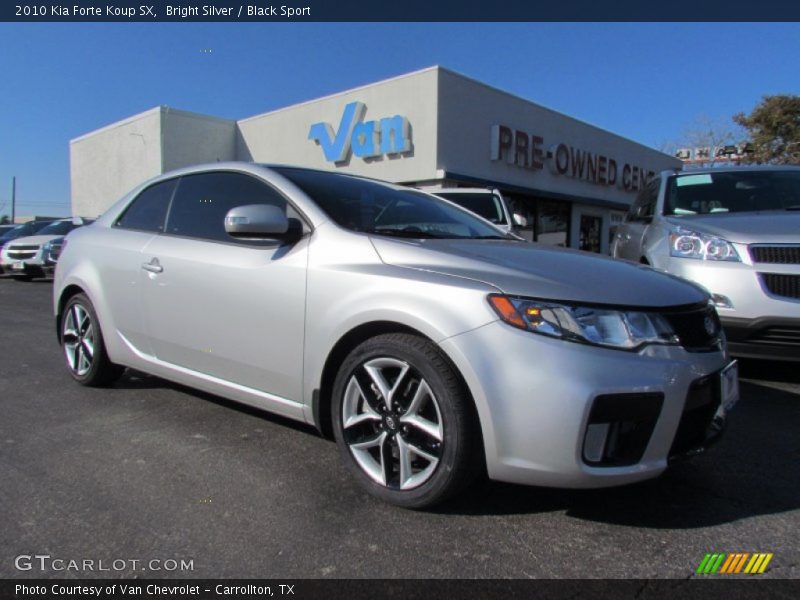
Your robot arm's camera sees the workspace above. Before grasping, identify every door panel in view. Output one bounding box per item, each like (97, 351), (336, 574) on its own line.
(139, 235), (308, 401)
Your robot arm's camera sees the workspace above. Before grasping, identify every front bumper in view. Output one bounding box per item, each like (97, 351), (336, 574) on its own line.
(440, 320), (731, 488)
(0, 260), (52, 278)
(654, 256), (800, 360)
(721, 316), (800, 361)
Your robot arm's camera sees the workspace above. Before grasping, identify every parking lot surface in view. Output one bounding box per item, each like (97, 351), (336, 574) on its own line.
(0, 278), (798, 579)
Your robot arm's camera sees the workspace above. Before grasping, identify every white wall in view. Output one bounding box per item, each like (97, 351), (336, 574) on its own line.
(162, 109), (236, 172)
(70, 108), (163, 217)
(70, 107), (236, 218)
(436, 68), (681, 207)
(236, 67), (441, 183)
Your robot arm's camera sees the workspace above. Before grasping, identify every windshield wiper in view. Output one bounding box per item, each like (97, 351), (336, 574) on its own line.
(785, 205), (800, 211)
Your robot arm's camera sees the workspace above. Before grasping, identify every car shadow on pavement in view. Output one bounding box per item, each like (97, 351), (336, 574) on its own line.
(436, 376), (800, 527)
(112, 369), (323, 437)
(110, 365), (799, 527)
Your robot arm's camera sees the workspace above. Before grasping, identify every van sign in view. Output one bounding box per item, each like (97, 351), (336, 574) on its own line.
(309, 102), (412, 164)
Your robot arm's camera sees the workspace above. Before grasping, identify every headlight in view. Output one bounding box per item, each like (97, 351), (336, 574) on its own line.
(669, 227), (740, 261)
(488, 294), (678, 351)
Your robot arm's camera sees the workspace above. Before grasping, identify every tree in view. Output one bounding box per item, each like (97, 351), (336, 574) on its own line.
(734, 95), (800, 164)
(0, 215), (10, 225)
(660, 115), (744, 166)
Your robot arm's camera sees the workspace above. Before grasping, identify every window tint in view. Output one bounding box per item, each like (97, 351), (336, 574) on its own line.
(166, 172), (287, 243)
(272, 167), (506, 239)
(116, 179), (177, 232)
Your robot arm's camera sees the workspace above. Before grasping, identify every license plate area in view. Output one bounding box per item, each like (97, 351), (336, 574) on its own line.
(720, 360), (739, 411)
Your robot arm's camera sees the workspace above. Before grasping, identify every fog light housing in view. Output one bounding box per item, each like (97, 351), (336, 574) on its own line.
(582, 393), (664, 466)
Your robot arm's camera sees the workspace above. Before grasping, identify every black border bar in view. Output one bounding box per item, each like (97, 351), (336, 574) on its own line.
(4, 1), (800, 22)
(3, 579), (800, 600)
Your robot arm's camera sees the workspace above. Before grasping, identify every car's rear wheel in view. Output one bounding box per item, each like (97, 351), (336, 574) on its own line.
(61, 293), (124, 387)
(332, 333), (479, 508)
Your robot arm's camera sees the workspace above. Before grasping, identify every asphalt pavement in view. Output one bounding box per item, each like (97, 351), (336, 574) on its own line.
(0, 277), (798, 579)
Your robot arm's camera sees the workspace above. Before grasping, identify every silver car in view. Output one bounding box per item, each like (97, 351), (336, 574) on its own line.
(54, 163), (737, 508)
(611, 166), (800, 361)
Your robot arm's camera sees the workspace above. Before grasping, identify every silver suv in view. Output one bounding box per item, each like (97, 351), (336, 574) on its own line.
(55, 163), (736, 508)
(611, 166), (800, 361)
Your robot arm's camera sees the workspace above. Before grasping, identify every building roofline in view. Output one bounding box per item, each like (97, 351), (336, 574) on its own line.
(70, 106), (235, 144)
(237, 65), (441, 124)
(435, 66), (679, 163)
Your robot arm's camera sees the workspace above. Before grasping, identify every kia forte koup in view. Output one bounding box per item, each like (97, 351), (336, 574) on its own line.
(54, 163), (738, 508)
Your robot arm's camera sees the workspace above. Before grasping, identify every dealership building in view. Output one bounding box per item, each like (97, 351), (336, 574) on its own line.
(70, 66), (680, 253)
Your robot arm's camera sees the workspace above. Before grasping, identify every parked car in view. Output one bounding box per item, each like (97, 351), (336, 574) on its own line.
(54, 163), (736, 508)
(0, 219), (56, 274)
(611, 166), (800, 361)
(1, 218), (91, 280)
(431, 187), (522, 235)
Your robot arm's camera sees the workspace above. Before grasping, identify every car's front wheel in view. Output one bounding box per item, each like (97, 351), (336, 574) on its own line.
(332, 333), (479, 508)
(60, 293), (124, 387)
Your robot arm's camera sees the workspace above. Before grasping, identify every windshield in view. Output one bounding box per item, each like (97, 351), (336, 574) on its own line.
(665, 171), (800, 216)
(272, 168), (508, 239)
(36, 220), (82, 236)
(0, 220), (54, 241)
(434, 192), (507, 225)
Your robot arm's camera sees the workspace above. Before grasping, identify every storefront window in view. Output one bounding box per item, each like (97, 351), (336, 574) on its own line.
(506, 195), (570, 246)
(579, 214), (602, 253)
(536, 199), (570, 247)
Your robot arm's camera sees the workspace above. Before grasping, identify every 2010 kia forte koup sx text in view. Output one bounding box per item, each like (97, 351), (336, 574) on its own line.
(54, 163), (739, 508)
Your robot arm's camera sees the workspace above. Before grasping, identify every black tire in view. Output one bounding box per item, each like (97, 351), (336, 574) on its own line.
(332, 333), (480, 509)
(60, 293), (125, 387)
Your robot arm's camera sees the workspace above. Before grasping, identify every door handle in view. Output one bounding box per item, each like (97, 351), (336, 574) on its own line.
(142, 258), (163, 274)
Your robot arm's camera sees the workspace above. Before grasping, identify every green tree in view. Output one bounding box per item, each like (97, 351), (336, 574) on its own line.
(0, 215), (10, 225)
(734, 95), (800, 164)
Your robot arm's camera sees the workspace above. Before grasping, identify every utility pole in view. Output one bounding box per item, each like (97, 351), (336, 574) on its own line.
(11, 176), (16, 223)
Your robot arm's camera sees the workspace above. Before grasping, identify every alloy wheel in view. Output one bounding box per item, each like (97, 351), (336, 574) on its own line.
(341, 357), (444, 490)
(62, 303), (95, 377)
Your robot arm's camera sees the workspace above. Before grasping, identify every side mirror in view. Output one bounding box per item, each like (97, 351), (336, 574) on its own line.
(224, 204), (298, 241)
(513, 213), (527, 227)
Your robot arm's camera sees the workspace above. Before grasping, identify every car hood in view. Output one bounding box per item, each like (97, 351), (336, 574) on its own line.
(665, 211), (800, 244)
(5, 234), (60, 246)
(370, 237), (707, 308)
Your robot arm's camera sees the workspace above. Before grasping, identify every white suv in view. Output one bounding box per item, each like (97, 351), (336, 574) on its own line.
(431, 188), (522, 235)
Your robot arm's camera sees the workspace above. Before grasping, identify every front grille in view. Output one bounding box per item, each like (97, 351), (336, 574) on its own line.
(7, 250), (37, 260)
(662, 305), (722, 352)
(760, 273), (800, 299)
(669, 374), (721, 458)
(750, 245), (800, 264)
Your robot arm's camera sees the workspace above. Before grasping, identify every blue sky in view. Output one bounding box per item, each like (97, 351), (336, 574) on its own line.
(1, 22), (798, 217)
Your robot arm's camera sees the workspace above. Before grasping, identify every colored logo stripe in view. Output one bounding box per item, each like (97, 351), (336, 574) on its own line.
(697, 552), (773, 574)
